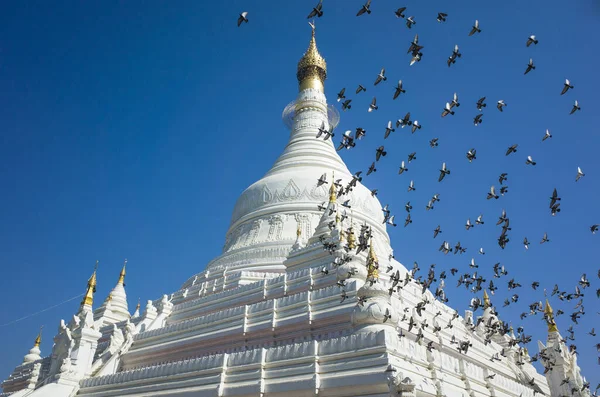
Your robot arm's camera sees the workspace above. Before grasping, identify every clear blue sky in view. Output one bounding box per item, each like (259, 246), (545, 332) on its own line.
(1, 0), (598, 387)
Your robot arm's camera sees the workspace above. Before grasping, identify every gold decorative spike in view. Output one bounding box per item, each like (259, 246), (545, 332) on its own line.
(296, 223), (302, 237)
(328, 171), (337, 203)
(81, 261), (98, 307)
(34, 326), (43, 348)
(297, 21), (327, 92)
(347, 226), (356, 250)
(483, 290), (491, 309)
(136, 298), (141, 311)
(366, 239), (379, 280)
(544, 299), (559, 333)
(118, 259), (127, 285)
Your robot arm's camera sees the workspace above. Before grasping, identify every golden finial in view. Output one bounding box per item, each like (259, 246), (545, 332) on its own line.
(297, 21), (327, 92)
(118, 259), (127, 285)
(136, 298), (141, 311)
(544, 299), (559, 333)
(81, 260), (98, 307)
(34, 326), (43, 348)
(329, 172), (337, 203)
(483, 290), (491, 309)
(366, 238), (379, 280)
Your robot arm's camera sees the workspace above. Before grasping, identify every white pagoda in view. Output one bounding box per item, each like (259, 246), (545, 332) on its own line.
(2, 28), (590, 397)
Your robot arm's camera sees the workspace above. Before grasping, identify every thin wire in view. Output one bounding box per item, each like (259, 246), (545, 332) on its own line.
(0, 293), (85, 328)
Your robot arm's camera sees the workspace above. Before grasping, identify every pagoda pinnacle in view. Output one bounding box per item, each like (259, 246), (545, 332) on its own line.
(297, 21), (327, 92)
(81, 261), (98, 309)
(118, 259), (127, 285)
(544, 299), (559, 333)
(33, 326), (43, 348)
(329, 172), (337, 203)
(366, 239), (379, 280)
(483, 290), (491, 309)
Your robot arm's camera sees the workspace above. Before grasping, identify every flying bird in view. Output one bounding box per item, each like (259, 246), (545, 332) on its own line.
(411, 120), (421, 133)
(357, 0), (372, 16)
(591, 225), (599, 234)
(407, 152), (417, 163)
(526, 35), (538, 47)
(466, 148), (477, 162)
(570, 100), (580, 115)
(525, 156), (536, 166)
(398, 161), (408, 175)
(476, 97), (487, 111)
(375, 146), (387, 161)
(406, 16), (416, 29)
(447, 45), (461, 67)
(441, 102), (455, 117)
(342, 99), (352, 111)
(237, 12), (249, 27)
(336, 88), (346, 102)
(497, 100), (507, 112)
(394, 7), (406, 18)
(393, 80), (406, 99)
(430, 138), (439, 147)
(307, 0), (323, 18)
(368, 97), (378, 112)
(407, 34), (423, 55)
(408, 180), (416, 192)
(468, 20), (481, 36)
(374, 68), (387, 85)
(438, 162), (450, 182)
(561, 79), (574, 95)
(540, 233), (550, 244)
(356, 84), (366, 94)
(433, 225), (442, 238)
(367, 162), (376, 175)
(384, 121), (395, 139)
(450, 93), (460, 108)
(506, 144), (518, 156)
(437, 12), (448, 22)
(576, 167), (585, 182)
(487, 186), (499, 200)
(397, 112), (412, 128)
(409, 53), (422, 66)
(473, 114), (483, 126)
(542, 129), (552, 141)
(524, 58), (535, 75)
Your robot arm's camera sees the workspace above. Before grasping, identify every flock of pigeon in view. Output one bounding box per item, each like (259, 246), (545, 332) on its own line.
(236, 1), (598, 393)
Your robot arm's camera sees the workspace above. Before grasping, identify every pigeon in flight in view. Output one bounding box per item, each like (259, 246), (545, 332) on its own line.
(316, 121), (334, 141)
(397, 112), (412, 128)
(395, 7), (406, 18)
(473, 114), (483, 126)
(438, 162), (451, 182)
(524, 58), (536, 75)
(411, 120), (421, 133)
(468, 19), (481, 36)
(591, 225), (599, 234)
(430, 138), (439, 148)
(398, 161), (408, 175)
(317, 173), (327, 187)
(307, 0), (323, 18)
(393, 80), (406, 99)
(375, 146), (387, 161)
(433, 225), (442, 238)
(407, 34), (424, 55)
(476, 97), (487, 111)
(336, 88), (346, 102)
(561, 79), (574, 95)
(526, 35), (539, 47)
(404, 214), (412, 227)
(409, 53), (422, 66)
(447, 45), (461, 67)
(506, 144), (518, 156)
(384, 121), (395, 139)
(368, 97), (378, 112)
(437, 12), (448, 22)
(450, 93), (460, 108)
(356, 84), (366, 94)
(497, 100), (507, 112)
(357, 0), (372, 16)
(540, 232), (550, 244)
(487, 186), (499, 200)
(237, 12), (249, 27)
(525, 155), (536, 166)
(341, 99), (352, 111)
(355, 127), (366, 140)
(406, 16), (416, 29)
(523, 237), (530, 250)
(408, 152), (417, 163)
(466, 148), (477, 162)
(408, 180), (416, 192)
(576, 167), (585, 182)
(367, 162), (376, 175)
(542, 129), (552, 141)
(499, 173), (508, 184)
(374, 68), (387, 85)
(570, 100), (580, 114)
(441, 102), (455, 117)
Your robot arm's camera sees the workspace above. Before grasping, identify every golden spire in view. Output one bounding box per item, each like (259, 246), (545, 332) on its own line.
(136, 298), (141, 312)
(34, 326), (43, 348)
(118, 259), (127, 285)
(329, 172), (337, 203)
(297, 21), (327, 92)
(81, 260), (98, 307)
(483, 290), (491, 309)
(366, 239), (379, 280)
(544, 299), (559, 333)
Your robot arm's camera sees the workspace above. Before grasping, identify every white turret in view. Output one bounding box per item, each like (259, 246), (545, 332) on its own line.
(94, 260), (130, 327)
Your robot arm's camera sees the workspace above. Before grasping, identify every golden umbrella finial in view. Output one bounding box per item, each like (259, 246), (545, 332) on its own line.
(483, 290), (491, 309)
(297, 20), (327, 92)
(118, 259), (127, 285)
(328, 171), (337, 203)
(544, 299), (559, 333)
(81, 260), (98, 307)
(34, 325), (44, 348)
